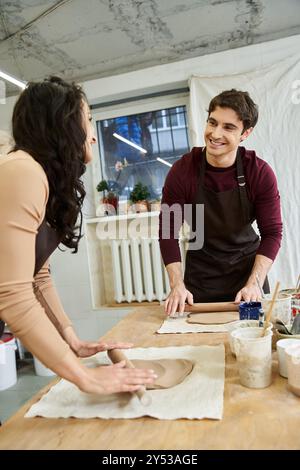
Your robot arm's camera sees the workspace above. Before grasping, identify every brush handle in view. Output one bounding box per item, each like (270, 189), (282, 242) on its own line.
(262, 281), (280, 336)
(107, 349), (148, 403)
(255, 274), (265, 299)
(296, 274), (300, 292)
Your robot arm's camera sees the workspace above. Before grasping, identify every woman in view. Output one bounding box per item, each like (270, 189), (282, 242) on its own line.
(0, 77), (156, 395)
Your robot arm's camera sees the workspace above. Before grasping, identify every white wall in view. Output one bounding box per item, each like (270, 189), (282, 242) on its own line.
(50, 236), (131, 340)
(0, 94), (17, 132)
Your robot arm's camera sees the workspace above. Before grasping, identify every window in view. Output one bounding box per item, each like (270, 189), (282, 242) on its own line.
(94, 98), (190, 201)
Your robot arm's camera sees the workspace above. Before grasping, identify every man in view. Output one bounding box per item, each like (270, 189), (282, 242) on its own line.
(159, 89), (282, 316)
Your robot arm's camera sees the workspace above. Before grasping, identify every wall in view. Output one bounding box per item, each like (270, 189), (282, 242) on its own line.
(0, 94), (17, 132)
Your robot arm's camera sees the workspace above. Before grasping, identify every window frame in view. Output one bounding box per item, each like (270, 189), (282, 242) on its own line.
(90, 92), (190, 213)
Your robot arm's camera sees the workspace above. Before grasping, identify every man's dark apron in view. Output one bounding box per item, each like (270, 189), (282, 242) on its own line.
(0, 220), (61, 337)
(184, 147), (269, 303)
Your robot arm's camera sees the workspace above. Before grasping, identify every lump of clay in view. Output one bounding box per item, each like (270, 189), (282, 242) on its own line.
(131, 359), (193, 390)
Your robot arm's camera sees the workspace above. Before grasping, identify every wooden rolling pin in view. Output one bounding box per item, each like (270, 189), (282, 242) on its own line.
(183, 301), (239, 314)
(107, 349), (151, 405)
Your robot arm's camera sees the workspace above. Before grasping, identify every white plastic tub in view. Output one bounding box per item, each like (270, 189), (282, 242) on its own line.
(261, 293), (292, 324)
(0, 333), (17, 391)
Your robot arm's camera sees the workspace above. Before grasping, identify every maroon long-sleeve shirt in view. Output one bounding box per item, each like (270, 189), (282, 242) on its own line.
(159, 146), (282, 266)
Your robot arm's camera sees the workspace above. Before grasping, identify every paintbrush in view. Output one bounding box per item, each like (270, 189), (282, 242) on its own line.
(255, 274), (265, 299)
(296, 274), (300, 293)
(261, 281), (280, 337)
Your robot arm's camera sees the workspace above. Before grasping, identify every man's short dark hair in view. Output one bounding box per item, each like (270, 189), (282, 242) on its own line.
(208, 89), (258, 132)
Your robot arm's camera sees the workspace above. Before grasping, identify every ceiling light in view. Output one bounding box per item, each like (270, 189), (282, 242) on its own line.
(156, 157), (172, 167)
(113, 132), (147, 153)
(0, 70), (27, 90)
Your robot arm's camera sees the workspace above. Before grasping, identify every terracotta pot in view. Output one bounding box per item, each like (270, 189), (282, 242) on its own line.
(132, 200), (149, 213)
(103, 196), (118, 211)
(100, 196), (118, 215)
(149, 201), (161, 212)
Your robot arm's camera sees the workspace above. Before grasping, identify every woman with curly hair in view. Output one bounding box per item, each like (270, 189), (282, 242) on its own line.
(0, 77), (156, 395)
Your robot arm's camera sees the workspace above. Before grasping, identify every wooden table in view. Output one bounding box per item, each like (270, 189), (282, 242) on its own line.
(0, 306), (299, 450)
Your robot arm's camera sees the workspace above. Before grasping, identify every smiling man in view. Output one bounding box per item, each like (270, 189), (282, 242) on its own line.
(159, 89), (282, 316)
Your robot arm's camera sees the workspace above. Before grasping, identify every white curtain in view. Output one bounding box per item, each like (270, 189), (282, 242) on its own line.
(188, 38), (300, 290)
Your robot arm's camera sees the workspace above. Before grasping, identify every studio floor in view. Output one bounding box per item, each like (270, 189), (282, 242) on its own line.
(0, 358), (53, 424)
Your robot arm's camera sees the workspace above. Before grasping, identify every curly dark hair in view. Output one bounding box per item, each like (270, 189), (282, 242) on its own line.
(11, 76), (88, 253)
(208, 89), (258, 132)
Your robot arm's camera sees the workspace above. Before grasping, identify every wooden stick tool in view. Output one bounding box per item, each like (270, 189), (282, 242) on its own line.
(107, 349), (152, 406)
(262, 281), (280, 337)
(296, 274), (300, 293)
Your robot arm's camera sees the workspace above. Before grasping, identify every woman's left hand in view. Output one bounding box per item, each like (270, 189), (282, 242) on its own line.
(73, 340), (134, 358)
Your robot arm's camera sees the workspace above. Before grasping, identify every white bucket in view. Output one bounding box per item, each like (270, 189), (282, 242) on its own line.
(276, 338), (300, 378)
(0, 333), (17, 391)
(285, 343), (300, 397)
(229, 321), (272, 356)
(234, 327), (273, 389)
(261, 293), (292, 324)
(33, 356), (56, 377)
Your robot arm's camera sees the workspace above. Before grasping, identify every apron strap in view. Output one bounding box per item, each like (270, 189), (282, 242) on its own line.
(34, 219), (61, 276)
(236, 148), (249, 224)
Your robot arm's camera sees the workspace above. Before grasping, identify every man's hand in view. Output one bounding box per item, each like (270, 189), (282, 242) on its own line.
(164, 281), (193, 316)
(235, 283), (261, 303)
(235, 254), (272, 303)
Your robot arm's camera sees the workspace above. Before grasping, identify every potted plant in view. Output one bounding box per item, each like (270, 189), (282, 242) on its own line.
(129, 182), (150, 213)
(96, 180), (118, 216)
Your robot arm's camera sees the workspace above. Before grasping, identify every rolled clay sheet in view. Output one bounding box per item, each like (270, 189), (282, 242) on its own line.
(130, 359), (193, 389)
(107, 350), (194, 391)
(184, 301), (239, 313)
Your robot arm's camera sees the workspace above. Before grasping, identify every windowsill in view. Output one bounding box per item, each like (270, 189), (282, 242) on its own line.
(85, 211), (160, 224)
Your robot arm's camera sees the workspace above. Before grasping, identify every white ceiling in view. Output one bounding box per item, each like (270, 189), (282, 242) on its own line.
(0, 0), (300, 94)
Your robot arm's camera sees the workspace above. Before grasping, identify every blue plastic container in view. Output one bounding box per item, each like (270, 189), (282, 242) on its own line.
(239, 301), (262, 320)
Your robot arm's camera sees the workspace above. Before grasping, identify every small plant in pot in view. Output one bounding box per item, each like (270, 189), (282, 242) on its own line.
(96, 180), (118, 216)
(129, 182), (150, 213)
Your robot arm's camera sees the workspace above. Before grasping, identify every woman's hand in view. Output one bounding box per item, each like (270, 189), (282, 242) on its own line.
(80, 361), (157, 395)
(51, 350), (157, 396)
(62, 326), (133, 358)
(73, 340), (134, 358)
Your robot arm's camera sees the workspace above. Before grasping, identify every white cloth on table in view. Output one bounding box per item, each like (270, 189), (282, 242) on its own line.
(25, 345), (225, 421)
(157, 316), (239, 334)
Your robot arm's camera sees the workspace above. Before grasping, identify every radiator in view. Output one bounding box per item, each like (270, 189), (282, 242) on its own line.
(110, 238), (187, 303)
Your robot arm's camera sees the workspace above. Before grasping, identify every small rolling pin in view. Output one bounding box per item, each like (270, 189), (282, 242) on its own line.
(184, 301), (239, 314)
(107, 349), (151, 405)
